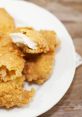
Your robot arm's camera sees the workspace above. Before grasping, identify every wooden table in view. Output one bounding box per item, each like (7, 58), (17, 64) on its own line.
(25, 0), (82, 116)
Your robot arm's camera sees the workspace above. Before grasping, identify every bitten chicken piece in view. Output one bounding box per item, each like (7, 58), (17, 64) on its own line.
(0, 77), (35, 108)
(23, 30), (59, 84)
(15, 27), (49, 54)
(14, 27), (59, 54)
(0, 8), (15, 34)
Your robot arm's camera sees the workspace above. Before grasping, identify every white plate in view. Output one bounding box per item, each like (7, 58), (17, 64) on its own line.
(0, 0), (76, 117)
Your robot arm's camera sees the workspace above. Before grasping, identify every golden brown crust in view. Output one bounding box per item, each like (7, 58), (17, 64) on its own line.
(23, 52), (55, 84)
(0, 35), (25, 78)
(0, 8), (15, 34)
(40, 30), (59, 51)
(0, 77), (35, 108)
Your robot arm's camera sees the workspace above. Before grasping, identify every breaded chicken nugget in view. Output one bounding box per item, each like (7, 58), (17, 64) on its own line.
(0, 47), (25, 78)
(0, 35), (24, 80)
(23, 30), (59, 84)
(23, 52), (55, 84)
(0, 77), (34, 108)
(0, 8), (15, 33)
(15, 27), (49, 53)
(15, 28), (59, 54)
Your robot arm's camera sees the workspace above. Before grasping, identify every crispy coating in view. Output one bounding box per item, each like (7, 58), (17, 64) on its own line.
(15, 27), (49, 53)
(0, 34), (12, 47)
(23, 52), (55, 84)
(0, 77), (35, 108)
(0, 35), (25, 79)
(0, 8), (15, 34)
(40, 30), (60, 51)
(0, 47), (24, 77)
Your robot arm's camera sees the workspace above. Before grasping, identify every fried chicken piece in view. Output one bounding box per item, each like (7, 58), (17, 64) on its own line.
(15, 27), (49, 54)
(15, 27), (59, 54)
(23, 52), (55, 84)
(0, 8), (15, 34)
(23, 30), (59, 84)
(0, 46), (24, 78)
(0, 77), (35, 108)
(0, 35), (25, 79)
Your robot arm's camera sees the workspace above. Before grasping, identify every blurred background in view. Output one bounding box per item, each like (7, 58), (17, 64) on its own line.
(24, 0), (82, 117)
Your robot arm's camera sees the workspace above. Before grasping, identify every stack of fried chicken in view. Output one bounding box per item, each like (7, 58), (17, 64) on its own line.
(0, 8), (59, 108)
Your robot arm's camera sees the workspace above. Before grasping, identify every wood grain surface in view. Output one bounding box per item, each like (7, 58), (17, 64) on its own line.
(25, 0), (82, 116)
